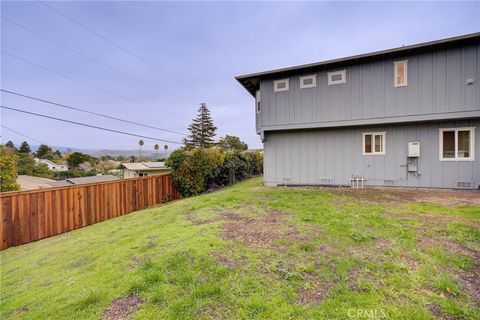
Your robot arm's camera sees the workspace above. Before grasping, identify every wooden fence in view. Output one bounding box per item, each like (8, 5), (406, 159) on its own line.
(0, 175), (180, 250)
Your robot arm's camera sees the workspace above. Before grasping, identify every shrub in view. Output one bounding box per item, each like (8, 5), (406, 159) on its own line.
(166, 148), (224, 196)
(166, 148), (263, 196)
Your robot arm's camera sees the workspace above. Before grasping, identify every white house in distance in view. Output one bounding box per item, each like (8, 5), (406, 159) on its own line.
(34, 158), (68, 172)
(121, 162), (171, 179)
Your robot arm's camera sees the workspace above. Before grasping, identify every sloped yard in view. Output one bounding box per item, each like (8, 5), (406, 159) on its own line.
(1, 178), (479, 319)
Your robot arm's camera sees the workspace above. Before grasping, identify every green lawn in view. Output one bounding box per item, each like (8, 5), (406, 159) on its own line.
(1, 178), (479, 319)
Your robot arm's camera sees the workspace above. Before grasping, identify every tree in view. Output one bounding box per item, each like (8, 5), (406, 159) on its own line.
(54, 150), (62, 158)
(154, 144), (159, 156)
(36, 144), (54, 160)
(33, 163), (53, 179)
(0, 147), (20, 192)
(219, 135), (248, 152)
(138, 140), (144, 159)
(185, 103), (217, 148)
(67, 152), (91, 169)
(164, 144), (168, 160)
(17, 153), (35, 175)
(19, 141), (31, 154)
(5, 140), (16, 150)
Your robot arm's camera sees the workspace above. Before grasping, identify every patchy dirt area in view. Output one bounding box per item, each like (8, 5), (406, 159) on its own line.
(209, 251), (242, 269)
(418, 237), (480, 304)
(298, 273), (330, 304)
(220, 209), (319, 250)
(326, 187), (480, 206)
(102, 295), (142, 320)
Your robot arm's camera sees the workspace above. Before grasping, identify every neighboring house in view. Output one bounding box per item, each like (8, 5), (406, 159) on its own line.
(17, 175), (56, 190)
(52, 175), (119, 187)
(121, 162), (171, 179)
(34, 158), (68, 172)
(236, 33), (480, 189)
(78, 161), (93, 171)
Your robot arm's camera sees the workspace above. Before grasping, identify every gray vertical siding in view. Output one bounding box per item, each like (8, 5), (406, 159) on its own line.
(263, 120), (480, 189)
(257, 44), (479, 132)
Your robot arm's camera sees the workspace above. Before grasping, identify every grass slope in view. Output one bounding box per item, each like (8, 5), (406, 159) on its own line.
(1, 178), (479, 319)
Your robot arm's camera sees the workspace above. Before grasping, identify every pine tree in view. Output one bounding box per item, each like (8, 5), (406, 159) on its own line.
(5, 140), (16, 150)
(185, 103), (217, 148)
(19, 141), (31, 154)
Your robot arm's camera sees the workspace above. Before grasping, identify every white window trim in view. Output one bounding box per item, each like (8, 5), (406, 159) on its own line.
(438, 127), (475, 161)
(273, 79), (289, 92)
(393, 60), (408, 87)
(299, 74), (317, 89)
(362, 132), (386, 155)
(327, 70), (346, 85)
(255, 90), (261, 113)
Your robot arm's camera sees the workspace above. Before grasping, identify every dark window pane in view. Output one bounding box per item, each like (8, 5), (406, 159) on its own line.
(256, 101), (261, 113)
(375, 135), (383, 153)
(364, 135), (372, 153)
(331, 74), (343, 81)
(442, 131), (455, 158)
(458, 130), (470, 158)
(303, 78), (313, 85)
(276, 82), (286, 89)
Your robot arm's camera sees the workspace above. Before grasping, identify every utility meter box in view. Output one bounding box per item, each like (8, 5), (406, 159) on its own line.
(408, 142), (420, 157)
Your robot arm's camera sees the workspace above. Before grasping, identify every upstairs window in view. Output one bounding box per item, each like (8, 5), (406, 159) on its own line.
(255, 90), (261, 113)
(439, 128), (475, 161)
(327, 70), (346, 85)
(299, 75), (316, 89)
(273, 79), (289, 92)
(394, 60), (408, 87)
(363, 132), (386, 155)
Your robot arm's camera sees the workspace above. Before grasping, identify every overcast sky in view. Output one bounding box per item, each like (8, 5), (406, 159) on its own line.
(1, 1), (478, 152)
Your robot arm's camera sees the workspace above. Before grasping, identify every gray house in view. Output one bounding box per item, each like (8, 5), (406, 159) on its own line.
(236, 33), (480, 189)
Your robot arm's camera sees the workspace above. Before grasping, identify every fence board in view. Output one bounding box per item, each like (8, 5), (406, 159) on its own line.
(0, 175), (180, 250)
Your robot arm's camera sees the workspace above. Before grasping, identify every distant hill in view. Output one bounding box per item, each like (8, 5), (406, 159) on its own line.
(29, 145), (174, 158)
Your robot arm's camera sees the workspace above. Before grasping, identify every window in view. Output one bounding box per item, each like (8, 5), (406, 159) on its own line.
(138, 172), (149, 177)
(363, 132), (386, 155)
(439, 127), (475, 161)
(299, 75), (316, 89)
(255, 90), (261, 113)
(273, 79), (289, 92)
(327, 70), (346, 85)
(394, 60), (408, 87)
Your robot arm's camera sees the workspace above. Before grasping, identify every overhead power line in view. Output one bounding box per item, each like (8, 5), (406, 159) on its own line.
(1, 89), (187, 136)
(1, 50), (184, 120)
(1, 124), (44, 144)
(39, 0), (216, 103)
(1, 105), (183, 144)
(1, 16), (194, 104)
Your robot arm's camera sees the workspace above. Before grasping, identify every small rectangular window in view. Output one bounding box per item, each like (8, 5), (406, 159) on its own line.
(273, 79), (289, 92)
(327, 70), (346, 85)
(363, 132), (386, 155)
(394, 60), (408, 87)
(255, 90), (261, 113)
(299, 75), (316, 89)
(439, 128), (475, 161)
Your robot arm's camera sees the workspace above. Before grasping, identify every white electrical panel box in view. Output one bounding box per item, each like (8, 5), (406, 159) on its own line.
(408, 142), (420, 157)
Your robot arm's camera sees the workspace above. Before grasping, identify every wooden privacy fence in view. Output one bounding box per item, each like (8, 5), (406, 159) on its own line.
(0, 174), (180, 250)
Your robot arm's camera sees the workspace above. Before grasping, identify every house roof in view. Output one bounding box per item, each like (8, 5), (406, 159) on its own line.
(121, 162), (168, 171)
(52, 175), (118, 187)
(36, 158), (68, 167)
(17, 175), (56, 190)
(235, 32), (480, 96)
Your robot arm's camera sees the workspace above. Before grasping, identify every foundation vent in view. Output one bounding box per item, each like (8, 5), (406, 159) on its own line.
(283, 177), (292, 184)
(384, 180), (396, 186)
(457, 181), (474, 189)
(319, 178), (333, 184)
